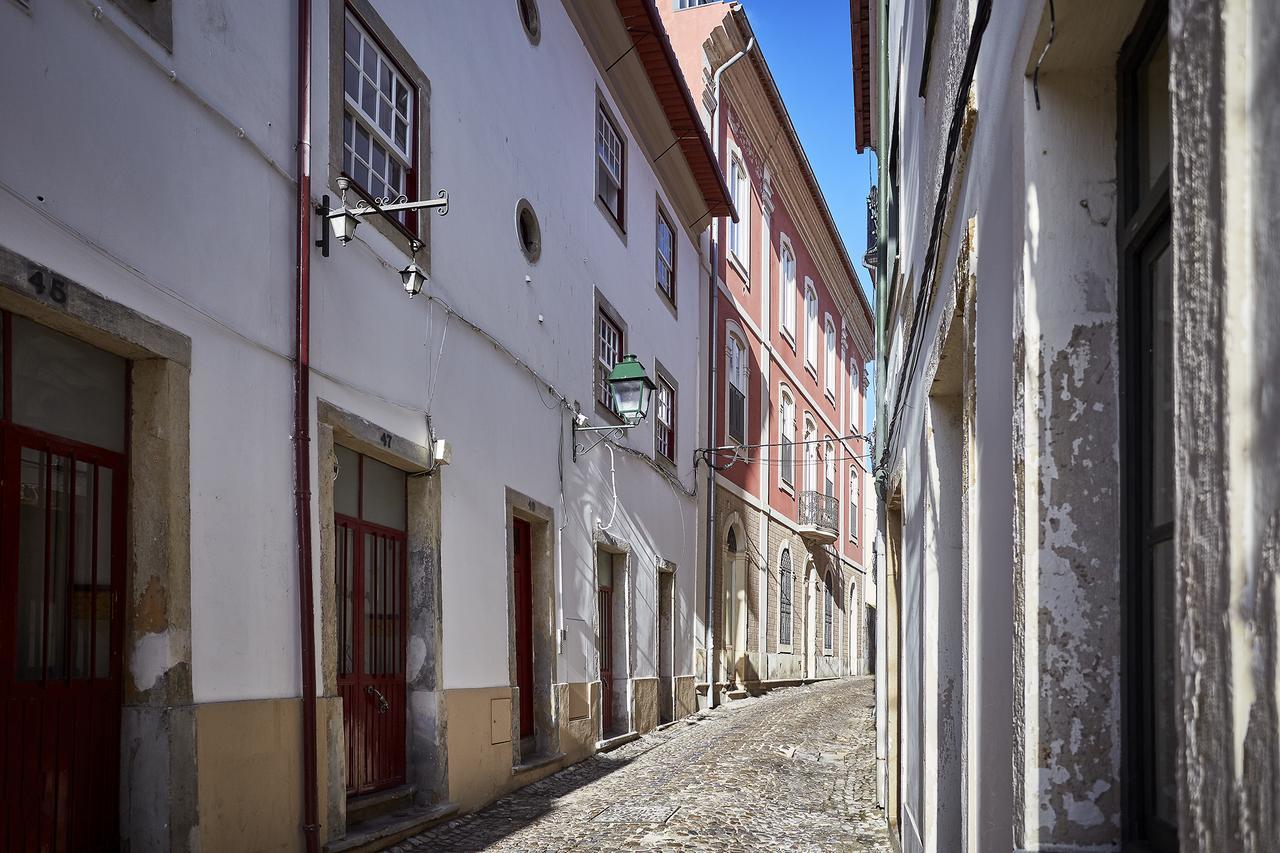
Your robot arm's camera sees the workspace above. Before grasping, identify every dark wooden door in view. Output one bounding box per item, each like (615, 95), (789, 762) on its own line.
(598, 587), (613, 735)
(336, 518), (407, 795)
(1, 433), (126, 852)
(513, 518), (534, 739)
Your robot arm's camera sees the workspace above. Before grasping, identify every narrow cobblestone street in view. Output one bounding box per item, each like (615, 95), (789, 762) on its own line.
(394, 677), (887, 852)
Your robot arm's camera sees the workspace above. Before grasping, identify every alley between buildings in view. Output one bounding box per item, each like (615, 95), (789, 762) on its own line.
(391, 679), (888, 852)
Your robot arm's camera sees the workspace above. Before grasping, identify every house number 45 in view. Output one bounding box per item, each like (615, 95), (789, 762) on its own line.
(27, 269), (68, 305)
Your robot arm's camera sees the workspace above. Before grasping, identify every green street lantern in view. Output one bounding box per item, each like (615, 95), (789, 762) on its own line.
(607, 354), (657, 424)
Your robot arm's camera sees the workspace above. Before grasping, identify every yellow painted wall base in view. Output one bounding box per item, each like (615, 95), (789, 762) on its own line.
(195, 696), (340, 852)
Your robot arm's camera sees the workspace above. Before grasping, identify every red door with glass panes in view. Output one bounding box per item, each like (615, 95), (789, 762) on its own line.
(334, 447), (408, 796)
(512, 518), (534, 739)
(0, 313), (128, 852)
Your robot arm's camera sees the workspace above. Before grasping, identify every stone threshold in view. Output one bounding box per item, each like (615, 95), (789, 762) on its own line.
(511, 751), (565, 776)
(323, 802), (458, 853)
(595, 731), (640, 753)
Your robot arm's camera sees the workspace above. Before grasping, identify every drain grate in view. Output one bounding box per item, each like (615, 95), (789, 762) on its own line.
(590, 804), (679, 824)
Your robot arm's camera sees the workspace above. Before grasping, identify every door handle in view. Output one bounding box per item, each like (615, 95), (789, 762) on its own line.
(366, 685), (390, 714)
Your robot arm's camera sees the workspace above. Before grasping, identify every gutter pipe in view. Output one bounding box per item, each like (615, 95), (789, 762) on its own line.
(703, 35), (753, 711)
(293, 0), (320, 849)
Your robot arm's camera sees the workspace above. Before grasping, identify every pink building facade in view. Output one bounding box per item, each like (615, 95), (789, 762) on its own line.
(661, 0), (875, 691)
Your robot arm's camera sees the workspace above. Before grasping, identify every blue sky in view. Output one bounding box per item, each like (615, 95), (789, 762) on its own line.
(738, 0), (876, 303)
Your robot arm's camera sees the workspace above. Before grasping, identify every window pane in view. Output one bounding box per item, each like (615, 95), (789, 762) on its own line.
(361, 455), (406, 531)
(1139, 34), (1171, 192)
(71, 460), (94, 679)
(335, 445), (359, 517)
(13, 317), (127, 452)
(16, 448), (48, 681)
(1149, 242), (1174, 527)
(94, 467), (113, 678)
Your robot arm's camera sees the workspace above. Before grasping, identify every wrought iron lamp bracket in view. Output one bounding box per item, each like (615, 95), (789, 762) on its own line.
(572, 418), (640, 461)
(315, 176), (449, 258)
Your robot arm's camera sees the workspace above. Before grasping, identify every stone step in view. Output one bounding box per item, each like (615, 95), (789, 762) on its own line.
(324, 803), (459, 853)
(345, 784), (417, 826)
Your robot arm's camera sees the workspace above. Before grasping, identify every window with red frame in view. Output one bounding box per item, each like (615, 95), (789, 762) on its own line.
(655, 377), (675, 462)
(343, 9), (416, 226)
(596, 310), (622, 414)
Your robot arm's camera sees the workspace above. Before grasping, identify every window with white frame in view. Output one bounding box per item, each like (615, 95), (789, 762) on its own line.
(728, 154), (750, 271)
(849, 465), (859, 542)
(803, 418), (817, 493)
(596, 104), (624, 225)
(779, 389), (796, 487)
(780, 244), (797, 338)
(825, 316), (836, 394)
(778, 548), (793, 645)
(850, 355), (859, 431)
(823, 571), (834, 652)
(726, 332), (747, 444)
(824, 439), (835, 498)
(597, 309), (622, 414)
(676, 0), (716, 8)
(655, 376), (675, 462)
(804, 281), (818, 368)
(656, 208), (676, 303)
(344, 11), (415, 224)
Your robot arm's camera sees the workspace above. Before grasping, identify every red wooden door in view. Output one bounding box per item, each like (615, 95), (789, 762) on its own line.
(598, 587), (613, 735)
(512, 518), (534, 739)
(336, 518), (407, 795)
(1, 433), (126, 852)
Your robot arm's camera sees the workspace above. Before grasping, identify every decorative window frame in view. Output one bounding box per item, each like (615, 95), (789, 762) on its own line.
(328, 0), (432, 262)
(778, 234), (798, 348)
(823, 570), (835, 654)
(849, 464), (859, 543)
(726, 144), (751, 281)
(803, 279), (819, 376)
(724, 321), (749, 447)
(778, 384), (796, 494)
(802, 414), (818, 493)
(824, 313), (837, 400)
(776, 543), (795, 653)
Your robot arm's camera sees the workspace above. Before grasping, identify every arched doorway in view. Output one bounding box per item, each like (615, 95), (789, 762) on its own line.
(722, 525), (747, 686)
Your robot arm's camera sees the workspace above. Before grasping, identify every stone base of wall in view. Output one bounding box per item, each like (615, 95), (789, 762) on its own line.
(673, 675), (696, 719)
(630, 677), (659, 735)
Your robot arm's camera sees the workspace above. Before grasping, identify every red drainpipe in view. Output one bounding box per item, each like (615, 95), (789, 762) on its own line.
(293, 0), (320, 849)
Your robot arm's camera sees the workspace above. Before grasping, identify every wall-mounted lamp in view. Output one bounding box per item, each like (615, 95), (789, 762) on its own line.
(315, 176), (450, 296)
(573, 354), (657, 460)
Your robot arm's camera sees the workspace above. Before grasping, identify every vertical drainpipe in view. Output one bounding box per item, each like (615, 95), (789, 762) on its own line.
(293, 0), (320, 849)
(704, 34), (753, 710)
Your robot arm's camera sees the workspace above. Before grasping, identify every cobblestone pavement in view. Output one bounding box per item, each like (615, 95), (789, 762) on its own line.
(393, 676), (889, 852)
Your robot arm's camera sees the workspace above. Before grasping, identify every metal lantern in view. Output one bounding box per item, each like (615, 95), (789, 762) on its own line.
(607, 354), (657, 423)
(400, 240), (426, 297)
(330, 207), (360, 244)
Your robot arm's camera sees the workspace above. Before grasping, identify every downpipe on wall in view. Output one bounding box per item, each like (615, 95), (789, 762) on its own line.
(702, 35), (753, 711)
(293, 0), (320, 849)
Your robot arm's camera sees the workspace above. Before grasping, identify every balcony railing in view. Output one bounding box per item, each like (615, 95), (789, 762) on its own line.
(798, 490), (839, 543)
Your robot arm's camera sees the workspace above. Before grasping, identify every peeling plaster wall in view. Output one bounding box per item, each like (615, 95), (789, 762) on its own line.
(1017, 60), (1126, 849)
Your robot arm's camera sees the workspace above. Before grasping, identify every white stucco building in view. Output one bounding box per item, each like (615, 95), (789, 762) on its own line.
(858, 0), (1280, 850)
(0, 0), (732, 849)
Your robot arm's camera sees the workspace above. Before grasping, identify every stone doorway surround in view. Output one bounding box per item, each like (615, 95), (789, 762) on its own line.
(0, 245), (195, 851)
(317, 401), (446, 836)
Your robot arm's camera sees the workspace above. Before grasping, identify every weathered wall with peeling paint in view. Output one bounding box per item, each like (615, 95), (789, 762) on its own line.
(879, 0), (1280, 849)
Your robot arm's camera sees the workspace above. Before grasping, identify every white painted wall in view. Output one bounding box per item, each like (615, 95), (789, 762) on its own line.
(0, 0), (705, 709)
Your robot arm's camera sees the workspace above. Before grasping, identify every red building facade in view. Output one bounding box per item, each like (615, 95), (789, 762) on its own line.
(661, 0), (875, 691)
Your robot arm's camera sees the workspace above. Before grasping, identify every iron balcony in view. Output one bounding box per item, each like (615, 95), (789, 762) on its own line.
(797, 490), (840, 544)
